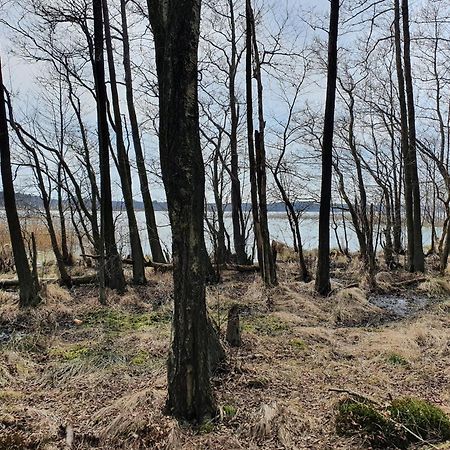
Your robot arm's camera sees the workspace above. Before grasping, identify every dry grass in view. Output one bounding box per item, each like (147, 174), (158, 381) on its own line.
(418, 277), (450, 296)
(333, 287), (385, 326)
(41, 283), (73, 304)
(0, 267), (449, 449)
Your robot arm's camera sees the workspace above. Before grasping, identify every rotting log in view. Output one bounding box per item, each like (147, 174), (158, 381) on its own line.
(122, 257), (260, 273)
(0, 274), (97, 290)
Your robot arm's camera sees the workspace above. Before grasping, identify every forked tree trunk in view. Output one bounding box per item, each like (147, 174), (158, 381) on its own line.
(245, 1), (263, 270)
(103, 0), (146, 285)
(249, 5), (277, 286)
(0, 59), (40, 307)
(246, 0), (277, 287)
(148, 0), (220, 422)
(315, 0), (340, 296)
(92, 0), (125, 294)
(394, 0), (417, 272)
(120, 0), (166, 264)
(228, 0), (248, 265)
(401, 0), (424, 272)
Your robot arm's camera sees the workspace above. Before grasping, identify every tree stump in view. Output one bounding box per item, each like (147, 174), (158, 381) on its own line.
(226, 304), (241, 347)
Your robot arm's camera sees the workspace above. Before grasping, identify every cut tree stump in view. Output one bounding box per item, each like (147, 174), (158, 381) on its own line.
(226, 304), (241, 347)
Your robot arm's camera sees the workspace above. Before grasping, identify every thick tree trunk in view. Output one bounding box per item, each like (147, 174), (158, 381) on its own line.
(120, 0), (166, 264)
(315, 0), (340, 296)
(0, 59), (40, 307)
(148, 0), (220, 422)
(103, 0), (146, 285)
(92, 0), (126, 293)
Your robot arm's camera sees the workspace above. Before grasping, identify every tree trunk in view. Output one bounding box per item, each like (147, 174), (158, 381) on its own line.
(228, 0), (248, 265)
(401, 0), (424, 272)
(120, 0), (166, 264)
(103, 0), (146, 285)
(249, 5), (277, 287)
(92, 0), (125, 293)
(57, 166), (72, 265)
(0, 59), (40, 307)
(245, 0), (263, 270)
(148, 0), (220, 422)
(394, 0), (419, 272)
(315, 0), (340, 296)
(246, 0), (277, 286)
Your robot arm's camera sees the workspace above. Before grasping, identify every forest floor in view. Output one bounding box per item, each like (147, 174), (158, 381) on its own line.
(0, 258), (450, 449)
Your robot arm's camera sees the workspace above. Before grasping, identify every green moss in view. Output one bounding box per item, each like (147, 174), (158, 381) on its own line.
(336, 396), (450, 449)
(130, 350), (149, 366)
(50, 344), (92, 361)
(389, 398), (450, 443)
(82, 309), (171, 332)
(386, 353), (409, 367)
(246, 376), (269, 389)
(243, 315), (289, 337)
(336, 397), (395, 447)
(198, 420), (215, 434)
(222, 404), (237, 418)
(290, 338), (307, 350)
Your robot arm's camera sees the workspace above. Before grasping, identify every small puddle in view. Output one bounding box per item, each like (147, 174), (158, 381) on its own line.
(369, 294), (429, 318)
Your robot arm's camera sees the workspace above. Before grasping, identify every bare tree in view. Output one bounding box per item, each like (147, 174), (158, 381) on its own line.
(93, 0), (125, 295)
(0, 58), (40, 307)
(315, 0), (340, 296)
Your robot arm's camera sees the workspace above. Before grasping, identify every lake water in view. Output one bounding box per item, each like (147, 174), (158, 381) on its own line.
(113, 211), (437, 257)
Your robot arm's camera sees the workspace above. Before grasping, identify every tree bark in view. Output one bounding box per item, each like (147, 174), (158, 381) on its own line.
(92, 0), (126, 293)
(394, 0), (418, 272)
(103, 0), (146, 285)
(249, 4), (277, 287)
(120, 0), (166, 264)
(315, 0), (340, 296)
(401, 0), (424, 272)
(228, 0), (248, 265)
(148, 0), (219, 422)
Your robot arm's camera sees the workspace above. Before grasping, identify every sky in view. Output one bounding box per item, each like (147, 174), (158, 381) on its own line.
(0, 0), (339, 204)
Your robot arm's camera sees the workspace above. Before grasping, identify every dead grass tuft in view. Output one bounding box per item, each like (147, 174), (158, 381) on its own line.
(418, 277), (450, 297)
(247, 399), (314, 448)
(334, 288), (385, 326)
(0, 405), (60, 449)
(375, 271), (395, 291)
(41, 283), (72, 304)
(91, 386), (176, 448)
(0, 290), (16, 304)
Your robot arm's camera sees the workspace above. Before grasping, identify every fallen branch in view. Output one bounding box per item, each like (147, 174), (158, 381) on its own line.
(122, 258), (173, 272)
(224, 263), (260, 273)
(395, 277), (427, 287)
(0, 274), (97, 289)
(121, 258), (260, 273)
